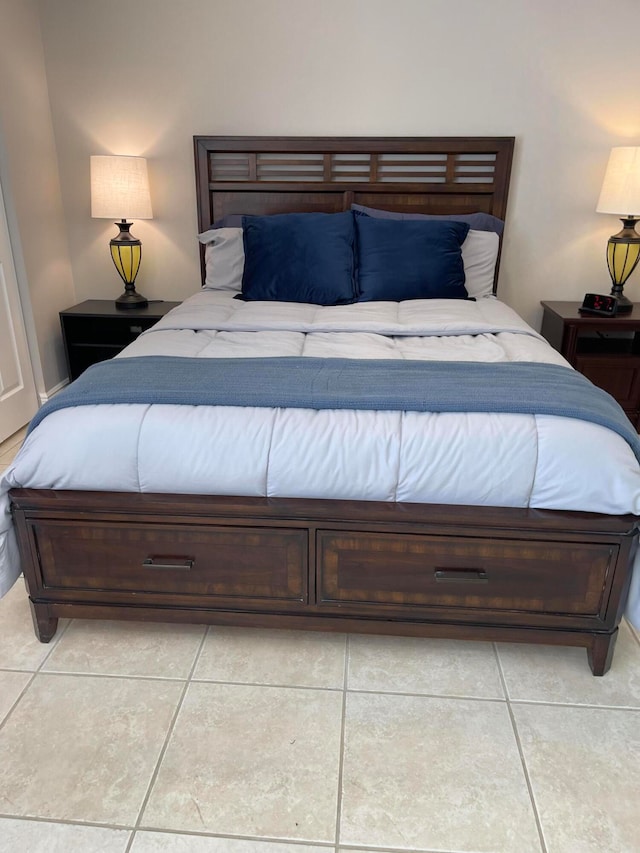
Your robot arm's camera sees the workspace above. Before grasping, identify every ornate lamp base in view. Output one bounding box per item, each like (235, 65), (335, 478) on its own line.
(607, 218), (640, 314)
(610, 285), (633, 313)
(115, 285), (148, 309)
(110, 220), (148, 309)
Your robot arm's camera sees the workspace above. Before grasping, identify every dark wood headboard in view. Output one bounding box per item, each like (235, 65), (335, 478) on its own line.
(194, 135), (515, 289)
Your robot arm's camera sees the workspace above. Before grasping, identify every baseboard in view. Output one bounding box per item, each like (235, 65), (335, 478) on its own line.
(39, 378), (69, 405)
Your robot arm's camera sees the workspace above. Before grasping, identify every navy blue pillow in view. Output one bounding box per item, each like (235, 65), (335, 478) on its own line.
(351, 203), (504, 235)
(355, 217), (470, 302)
(241, 212), (356, 304)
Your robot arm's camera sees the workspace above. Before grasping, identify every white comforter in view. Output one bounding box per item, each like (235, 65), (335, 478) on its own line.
(2, 291), (640, 625)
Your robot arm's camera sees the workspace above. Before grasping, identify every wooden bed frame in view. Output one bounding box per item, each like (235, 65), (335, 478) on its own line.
(10, 136), (639, 675)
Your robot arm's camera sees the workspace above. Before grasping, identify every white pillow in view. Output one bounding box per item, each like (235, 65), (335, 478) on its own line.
(461, 229), (500, 299)
(197, 226), (500, 299)
(198, 227), (244, 291)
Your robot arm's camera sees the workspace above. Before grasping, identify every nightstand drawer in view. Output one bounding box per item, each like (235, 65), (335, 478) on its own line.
(64, 344), (125, 378)
(61, 315), (157, 346)
(574, 355), (640, 410)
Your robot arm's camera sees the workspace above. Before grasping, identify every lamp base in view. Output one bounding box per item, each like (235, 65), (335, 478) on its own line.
(610, 285), (634, 313)
(606, 219), (640, 314)
(111, 221), (147, 309)
(115, 288), (148, 309)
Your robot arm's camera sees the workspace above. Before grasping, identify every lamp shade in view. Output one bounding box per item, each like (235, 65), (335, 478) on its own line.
(90, 155), (152, 220)
(596, 147), (640, 216)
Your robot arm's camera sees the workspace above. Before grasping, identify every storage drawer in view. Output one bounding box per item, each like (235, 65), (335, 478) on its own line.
(318, 530), (615, 616)
(33, 520), (307, 605)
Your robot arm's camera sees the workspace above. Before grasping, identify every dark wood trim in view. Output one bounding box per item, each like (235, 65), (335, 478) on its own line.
(20, 600), (620, 675)
(11, 488), (638, 676)
(11, 488), (638, 534)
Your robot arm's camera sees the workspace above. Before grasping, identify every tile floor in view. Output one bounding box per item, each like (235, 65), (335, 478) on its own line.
(1, 428), (640, 853)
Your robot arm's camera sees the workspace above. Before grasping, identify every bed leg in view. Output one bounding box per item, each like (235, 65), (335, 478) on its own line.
(29, 600), (59, 643)
(587, 629), (618, 676)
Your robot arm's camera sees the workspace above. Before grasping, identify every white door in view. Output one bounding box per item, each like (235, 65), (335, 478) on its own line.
(0, 177), (37, 442)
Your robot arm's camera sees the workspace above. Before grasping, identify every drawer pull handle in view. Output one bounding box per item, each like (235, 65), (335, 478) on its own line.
(142, 557), (194, 571)
(434, 568), (488, 584)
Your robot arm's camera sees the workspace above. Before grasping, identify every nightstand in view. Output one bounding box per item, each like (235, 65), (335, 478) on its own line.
(540, 300), (640, 428)
(60, 299), (181, 380)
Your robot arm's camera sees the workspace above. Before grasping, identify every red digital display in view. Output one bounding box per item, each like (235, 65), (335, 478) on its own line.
(579, 294), (618, 316)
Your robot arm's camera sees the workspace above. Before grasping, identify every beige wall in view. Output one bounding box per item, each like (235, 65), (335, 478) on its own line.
(33, 0), (640, 326)
(0, 0), (75, 395)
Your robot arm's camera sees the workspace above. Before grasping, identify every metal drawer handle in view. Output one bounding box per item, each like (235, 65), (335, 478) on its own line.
(142, 557), (194, 571)
(434, 568), (488, 584)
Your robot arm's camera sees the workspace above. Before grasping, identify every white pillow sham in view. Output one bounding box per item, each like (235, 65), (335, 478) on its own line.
(198, 227), (499, 299)
(198, 228), (244, 291)
(461, 229), (500, 299)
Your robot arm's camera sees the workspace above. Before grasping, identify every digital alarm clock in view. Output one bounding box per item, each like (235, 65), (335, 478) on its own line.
(579, 294), (619, 316)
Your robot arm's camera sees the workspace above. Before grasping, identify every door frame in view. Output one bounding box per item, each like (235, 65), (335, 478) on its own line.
(0, 129), (41, 436)
(0, 127), (43, 386)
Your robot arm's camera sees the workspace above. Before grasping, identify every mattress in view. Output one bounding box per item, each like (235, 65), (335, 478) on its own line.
(2, 291), (640, 625)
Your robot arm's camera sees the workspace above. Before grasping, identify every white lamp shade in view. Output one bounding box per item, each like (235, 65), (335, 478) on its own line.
(90, 155), (153, 220)
(596, 147), (640, 216)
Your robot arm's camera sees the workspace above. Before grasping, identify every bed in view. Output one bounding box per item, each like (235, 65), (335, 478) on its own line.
(3, 135), (640, 676)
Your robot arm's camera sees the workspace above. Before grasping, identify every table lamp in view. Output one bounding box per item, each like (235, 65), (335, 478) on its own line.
(596, 146), (640, 313)
(90, 155), (153, 309)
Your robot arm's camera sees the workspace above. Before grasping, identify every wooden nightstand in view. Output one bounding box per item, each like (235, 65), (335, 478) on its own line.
(541, 300), (640, 428)
(60, 299), (181, 381)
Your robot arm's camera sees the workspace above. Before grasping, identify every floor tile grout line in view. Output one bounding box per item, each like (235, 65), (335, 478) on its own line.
(337, 845), (465, 853)
(0, 670), (38, 735)
(8, 667), (587, 703)
(134, 826), (338, 847)
(509, 698), (640, 712)
(0, 814), (455, 852)
(190, 676), (345, 692)
(21, 668), (190, 685)
(0, 666), (50, 674)
(4, 666), (522, 702)
(124, 628), (209, 853)
(346, 686), (507, 703)
(492, 641), (508, 701)
(334, 634), (350, 852)
(493, 643), (548, 853)
(32, 656), (344, 691)
(0, 812), (134, 831)
(15, 658), (640, 712)
(0, 616), (75, 734)
(186, 623), (211, 684)
(0, 818), (448, 852)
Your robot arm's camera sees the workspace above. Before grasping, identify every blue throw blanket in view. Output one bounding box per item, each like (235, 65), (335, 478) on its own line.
(29, 356), (640, 464)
